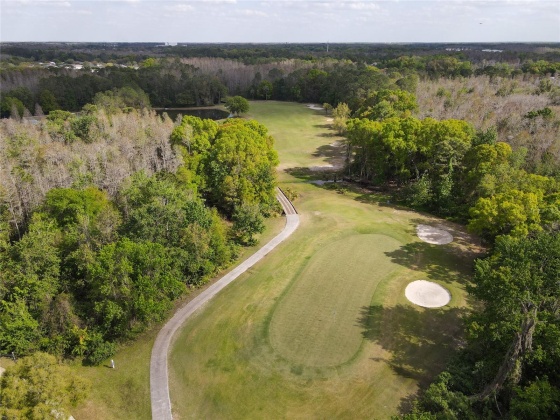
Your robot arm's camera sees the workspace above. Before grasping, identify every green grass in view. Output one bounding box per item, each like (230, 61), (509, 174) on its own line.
(269, 234), (402, 368)
(167, 101), (483, 419)
(69, 215), (285, 420)
(72, 328), (154, 420)
(246, 101), (345, 171)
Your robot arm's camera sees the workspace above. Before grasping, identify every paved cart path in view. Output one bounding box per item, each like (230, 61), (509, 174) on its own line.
(150, 188), (299, 420)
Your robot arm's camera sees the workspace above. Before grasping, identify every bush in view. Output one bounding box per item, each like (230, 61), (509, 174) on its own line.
(282, 187), (299, 202)
(404, 174), (433, 208)
(232, 203), (265, 246)
(83, 332), (116, 366)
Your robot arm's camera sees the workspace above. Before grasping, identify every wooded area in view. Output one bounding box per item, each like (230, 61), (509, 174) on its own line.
(1, 43), (559, 418)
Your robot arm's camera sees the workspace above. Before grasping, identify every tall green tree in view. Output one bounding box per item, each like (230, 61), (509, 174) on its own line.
(203, 119), (278, 215)
(225, 96), (249, 116)
(468, 190), (542, 239)
(87, 238), (185, 338)
(468, 232), (560, 401)
(356, 89), (417, 121)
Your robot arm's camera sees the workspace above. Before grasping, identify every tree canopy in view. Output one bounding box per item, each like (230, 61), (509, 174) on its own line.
(0, 352), (89, 419)
(225, 96), (249, 116)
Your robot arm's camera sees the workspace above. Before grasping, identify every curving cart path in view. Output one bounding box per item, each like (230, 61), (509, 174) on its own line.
(150, 187), (299, 420)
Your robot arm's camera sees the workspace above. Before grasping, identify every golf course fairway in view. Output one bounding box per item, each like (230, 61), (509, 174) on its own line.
(168, 101), (481, 419)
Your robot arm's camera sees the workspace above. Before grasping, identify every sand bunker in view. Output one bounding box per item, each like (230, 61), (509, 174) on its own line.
(416, 224), (453, 245)
(306, 104), (325, 111)
(405, 280), (451, 308)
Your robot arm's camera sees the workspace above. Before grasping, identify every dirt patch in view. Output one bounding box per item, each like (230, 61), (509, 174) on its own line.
(416, 224), (453, 245)
(405, 280), (451, 308)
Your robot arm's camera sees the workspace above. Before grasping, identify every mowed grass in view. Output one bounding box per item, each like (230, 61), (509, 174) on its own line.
(69, 215), (285, 420)
(269, 234), (401, 367)
(246, 101), (345, 170)
(168, 101), (482, 419)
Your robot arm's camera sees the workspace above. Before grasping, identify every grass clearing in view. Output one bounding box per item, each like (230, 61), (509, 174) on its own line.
(168, 101), (482, 418)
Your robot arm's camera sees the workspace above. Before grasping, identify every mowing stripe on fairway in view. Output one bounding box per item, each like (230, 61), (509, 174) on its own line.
(269, 234), (402, 367)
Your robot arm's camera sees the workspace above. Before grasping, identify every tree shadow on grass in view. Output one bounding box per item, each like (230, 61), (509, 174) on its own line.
(313, 123), (333, 130)
(384, 242), (471, 286)
(354, 192), (398, 208)
(357, 304), (467, 414)
(311, 143), (345, 169)
(408, 217), (484, 253)
(284, 167), (315, 179)
(312, 143), (343, 158)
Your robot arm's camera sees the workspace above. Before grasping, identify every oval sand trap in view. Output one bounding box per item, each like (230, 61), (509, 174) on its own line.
(416, 224), (453, 245)
(405, 280), (451, 308)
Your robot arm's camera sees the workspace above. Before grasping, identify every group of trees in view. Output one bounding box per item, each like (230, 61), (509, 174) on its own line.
(0, 352), (89, 418)
(1, 59), (228, 117)
(4, 42), (559, 72)
(334, 84), (559, 242)
(339, 88), (560, 418)
(3, 49), (559, 122)
(1, 42), (559, 418)
(405, 231), (560, 419)
(415, 75), (560, 174)
(0, 95), (278, 365)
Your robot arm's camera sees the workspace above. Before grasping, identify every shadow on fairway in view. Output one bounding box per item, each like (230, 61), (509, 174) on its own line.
(284, 166), (315, 179)
(312, 143), (344, 159)
(408, 217), (484, 252)
(357, 304), (467, 414)
(313, 123), (333, 130)
(384, 242), (470, 286)
(354, 192), (397, 207)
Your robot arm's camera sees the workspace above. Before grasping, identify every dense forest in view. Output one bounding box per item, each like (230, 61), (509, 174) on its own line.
(1, 43), (560, 418)
(0, 85), (279, 415)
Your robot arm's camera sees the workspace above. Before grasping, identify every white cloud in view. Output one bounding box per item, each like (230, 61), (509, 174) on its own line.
(164, 3), (194, 12)
(236, 8), (268, 16)
(201, 0), (237, 3)
(1, 0), (558, 42)
(348, 2), (381, 10)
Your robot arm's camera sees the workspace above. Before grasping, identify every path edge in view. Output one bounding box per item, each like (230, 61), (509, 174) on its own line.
(150, 187), (299, 420)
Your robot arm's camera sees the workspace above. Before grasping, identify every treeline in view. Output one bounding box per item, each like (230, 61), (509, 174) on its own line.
(1, 60), (227, 117)
(2, 49), (559, 119)
(1, 58), (399, 117)
(342, 89), (560, 240)
(416, 75), (560, 174)
(3, 42), (560, 67)
(0, 98), (278, 365)
(338, 89), (560, 418)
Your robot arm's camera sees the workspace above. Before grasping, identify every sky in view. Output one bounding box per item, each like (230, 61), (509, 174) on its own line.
(1, 0), (559, 43)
